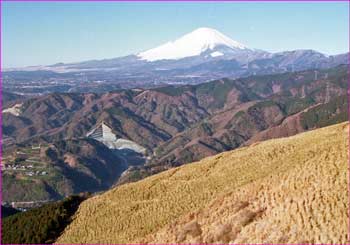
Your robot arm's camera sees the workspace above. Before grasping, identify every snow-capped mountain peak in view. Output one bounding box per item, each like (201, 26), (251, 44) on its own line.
(137, 27), (249, 62)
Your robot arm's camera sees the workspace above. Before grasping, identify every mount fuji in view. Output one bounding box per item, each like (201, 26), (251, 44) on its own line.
(3, 27), (348, 94)
(135, 27), (271, 65)
(138, 27), (252, 61)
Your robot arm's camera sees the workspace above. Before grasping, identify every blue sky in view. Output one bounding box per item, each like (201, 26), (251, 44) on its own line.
(2, 1), (349, 68)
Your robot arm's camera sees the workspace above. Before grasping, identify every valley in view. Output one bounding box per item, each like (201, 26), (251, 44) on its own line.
(2, 65), (348, 205)
(2, 138), (128, 206)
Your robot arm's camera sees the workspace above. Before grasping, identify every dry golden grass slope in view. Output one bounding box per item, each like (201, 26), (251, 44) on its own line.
(57, 122), (349, 244)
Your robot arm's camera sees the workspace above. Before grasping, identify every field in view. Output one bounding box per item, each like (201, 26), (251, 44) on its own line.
(2, 144), (72, 204)
(1, 144), (60, 204)
(56, 122), (349, 244)
(2, 144), (51, 176)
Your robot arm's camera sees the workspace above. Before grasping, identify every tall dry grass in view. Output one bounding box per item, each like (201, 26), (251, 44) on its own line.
(56, 122), (349, 244)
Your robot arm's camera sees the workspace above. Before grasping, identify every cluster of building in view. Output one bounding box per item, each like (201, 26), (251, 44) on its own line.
(4, 200), (51, 211)
(2, 164), (48, 176)
(25, 171), (48, 177)
(2, 164), (34, 170)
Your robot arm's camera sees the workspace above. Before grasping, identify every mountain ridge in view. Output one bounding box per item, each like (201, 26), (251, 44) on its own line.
(3, 65), (348, 199)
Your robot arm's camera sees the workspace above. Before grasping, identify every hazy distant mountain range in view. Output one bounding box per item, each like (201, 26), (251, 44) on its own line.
(3, 28), (348, 95)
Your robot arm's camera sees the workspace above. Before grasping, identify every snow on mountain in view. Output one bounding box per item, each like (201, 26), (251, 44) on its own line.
(137, 27), (250, 62)
(210, 51), (224, 57)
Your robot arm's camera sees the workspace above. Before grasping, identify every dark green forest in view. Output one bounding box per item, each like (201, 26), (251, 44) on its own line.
(2, 194), (88, 244)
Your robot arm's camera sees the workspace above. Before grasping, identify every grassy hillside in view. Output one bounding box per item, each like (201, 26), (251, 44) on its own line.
(57, 122), (349, 244)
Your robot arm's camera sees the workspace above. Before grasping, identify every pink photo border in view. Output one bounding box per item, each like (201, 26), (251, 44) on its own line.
(0, 1), (349, 245)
